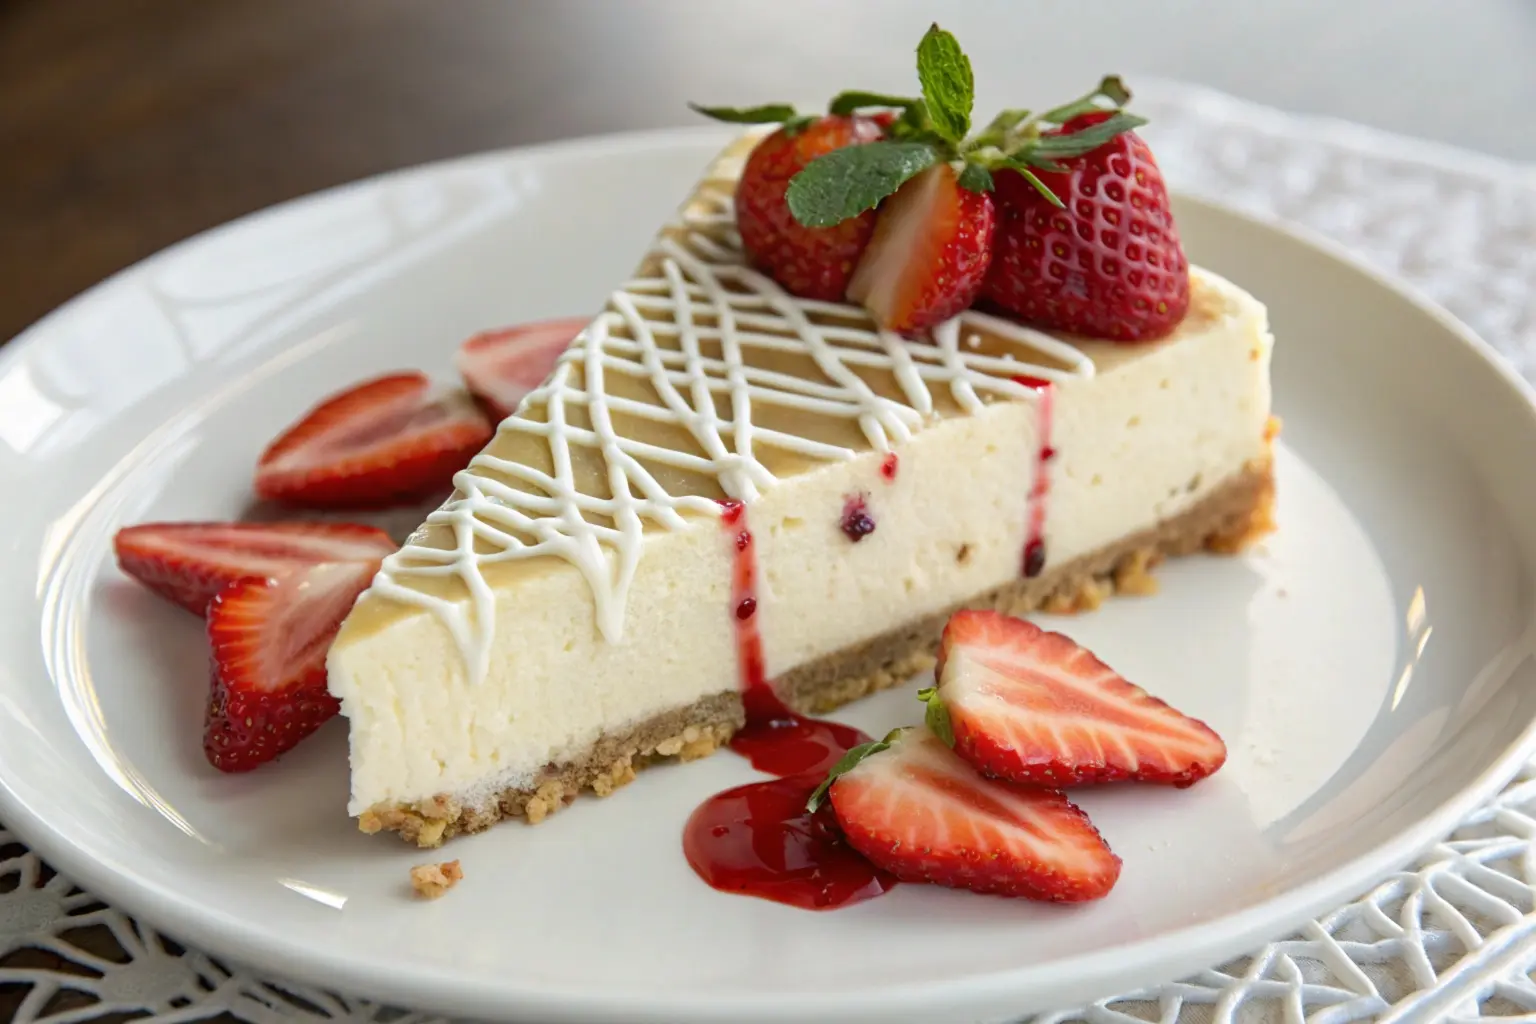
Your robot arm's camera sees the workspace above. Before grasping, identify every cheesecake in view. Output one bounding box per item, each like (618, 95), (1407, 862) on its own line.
(327, 134), (1276, 847)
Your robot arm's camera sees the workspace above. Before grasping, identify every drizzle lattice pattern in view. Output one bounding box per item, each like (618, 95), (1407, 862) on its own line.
(6, 84), (1536, 1023)
(369, 151), (1089, 677)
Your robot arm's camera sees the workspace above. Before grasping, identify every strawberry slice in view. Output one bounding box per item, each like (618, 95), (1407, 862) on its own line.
(204, 562), (374, 772)
(455, 318), (586, 423)
(113, 521), (394, 616)
(810, 727), (1120, 901)
(845, 163), (996, 333)
(255, 372), (493, 509)
(927, 610), (1227, 788)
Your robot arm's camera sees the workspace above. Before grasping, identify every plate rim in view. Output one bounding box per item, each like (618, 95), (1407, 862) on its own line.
(4, 124), (1536, 1021)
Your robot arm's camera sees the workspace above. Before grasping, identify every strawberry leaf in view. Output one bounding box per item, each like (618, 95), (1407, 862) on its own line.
(786, 141), (939, 227)
(1025, 111), (1148, 160)
(917, 686), (955, 746)
(915, 24), (973, 144)
(958, 162), (994, 193)
(829, 90), (921, 116)
(689, 102), (798, 124)
(805, 728), (906, 812)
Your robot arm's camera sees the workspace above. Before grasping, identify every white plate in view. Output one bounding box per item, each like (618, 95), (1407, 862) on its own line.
(3, 127), (1536, 1024)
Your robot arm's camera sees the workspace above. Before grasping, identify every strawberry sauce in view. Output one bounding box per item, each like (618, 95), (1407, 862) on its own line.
(682, 500), (898, 910)
(880, 452), (900, 482)
(1016, 376), (1055, 578)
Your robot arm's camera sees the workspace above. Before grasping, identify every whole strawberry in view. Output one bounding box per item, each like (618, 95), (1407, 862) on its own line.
(691, 105), (888, 301)
(982, 112), (1190, 341)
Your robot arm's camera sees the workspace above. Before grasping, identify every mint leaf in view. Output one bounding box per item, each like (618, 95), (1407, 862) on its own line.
(689, 102), (798, 124)
(916, 687), (955, 745)
(805, 728), (906, 812)
(957, 162), (994, 193)
(1040, 75), (1133, 125)
(829, 90), (920, 116)
(1025, 111), (1148, 159)
(786, 141), (939, 227)
(915, 24), (973, 144)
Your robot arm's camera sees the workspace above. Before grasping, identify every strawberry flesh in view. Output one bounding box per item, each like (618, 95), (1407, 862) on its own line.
(456, 317), (585, 423)
(935, 609), (1226, 788)
(736, 115), (888, 301)
(113, 521), (395, 616)
(204, 561), (375, 772)
(255, 372), (493, 509)
(846, 163), (996, 333)
(828, 727), (1120, 901)
(981, 112), (1189, 342)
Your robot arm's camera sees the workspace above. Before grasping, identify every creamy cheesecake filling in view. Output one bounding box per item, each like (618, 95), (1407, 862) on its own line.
(327, 133), (1275, 822)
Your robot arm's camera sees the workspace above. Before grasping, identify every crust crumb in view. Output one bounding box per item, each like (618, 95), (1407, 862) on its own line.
(410, 860), (463, 900)
(1113, 548), (1161, 596)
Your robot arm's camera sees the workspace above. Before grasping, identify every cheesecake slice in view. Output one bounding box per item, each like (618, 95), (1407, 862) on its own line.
(328, 134), (1275, 847)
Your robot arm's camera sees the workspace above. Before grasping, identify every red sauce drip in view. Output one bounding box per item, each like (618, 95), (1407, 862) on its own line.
(732, 685), (871, 778)
(880, 452), (899, 482)
(1015, 376), (1055, 578)
(719, 499), (764, 690)
(683, 776), (897, 911)
(682, 502), (897, 910)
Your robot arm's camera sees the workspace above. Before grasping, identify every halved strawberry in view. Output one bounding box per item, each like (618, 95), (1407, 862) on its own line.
(455, 318), (585, 423)
(845, 163), (995, 333)
(255, 372), (492, 509)
(113, 521), (395, 616)
(204, 562), (374, 772)
(927, 610), (1226, 788)
(811, 727), (1119, 901)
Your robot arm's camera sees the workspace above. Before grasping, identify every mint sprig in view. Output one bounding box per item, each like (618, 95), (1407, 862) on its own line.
(806, 728), (906, 813)
(916, 23), (974, 144)
(785, 142), (939, 227)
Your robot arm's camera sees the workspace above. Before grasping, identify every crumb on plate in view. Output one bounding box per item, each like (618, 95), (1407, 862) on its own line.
(410, 859), (463, 900)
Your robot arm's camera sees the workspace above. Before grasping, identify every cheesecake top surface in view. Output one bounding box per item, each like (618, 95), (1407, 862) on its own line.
(351, 133), (1239, 679)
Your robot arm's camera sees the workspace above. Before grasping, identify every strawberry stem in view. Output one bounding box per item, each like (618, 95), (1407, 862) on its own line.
(805, 728), (906, 812)
(916, 687), (955, 746)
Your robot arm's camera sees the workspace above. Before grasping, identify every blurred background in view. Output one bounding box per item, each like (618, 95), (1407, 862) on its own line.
(3, 0), (1533, 345)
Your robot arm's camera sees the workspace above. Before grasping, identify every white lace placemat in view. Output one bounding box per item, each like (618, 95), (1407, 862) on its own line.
(4, 82), (1536, 1024)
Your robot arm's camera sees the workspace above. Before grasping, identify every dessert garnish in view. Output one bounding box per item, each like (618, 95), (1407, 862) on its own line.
(115, 522), (393, 771)
(922, 610), (1228, 787)
(455, 317), (587, 422)
(806, 726), (1122, 902)
(204, 561), (379, 772)
(113, 521), (394, 616)
(694, 23), (1188, 340)
(255, 371), (493, 509)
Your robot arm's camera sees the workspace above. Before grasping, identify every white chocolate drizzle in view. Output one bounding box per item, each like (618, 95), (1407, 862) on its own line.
(366, 149), (1096, 684)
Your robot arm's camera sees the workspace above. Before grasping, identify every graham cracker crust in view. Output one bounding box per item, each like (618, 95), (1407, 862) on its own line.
(366, 456), (1275, 847)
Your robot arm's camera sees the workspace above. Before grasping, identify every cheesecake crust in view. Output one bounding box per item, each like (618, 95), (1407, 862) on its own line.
(363, 456), (1274, 847)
